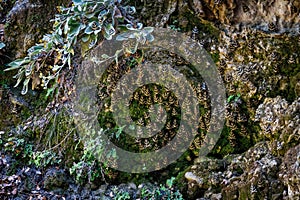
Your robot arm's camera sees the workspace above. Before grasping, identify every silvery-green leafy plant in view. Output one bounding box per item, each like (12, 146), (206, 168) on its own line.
(5, 0), (154, 95)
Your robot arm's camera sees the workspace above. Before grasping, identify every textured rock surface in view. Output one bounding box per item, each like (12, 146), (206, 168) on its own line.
(255, 97), (300, 154)
(280, 144), (300, 199)
(4, 0), (70, 58)
(185, 142), (285, 199)
(1, 0), (300, 199)
(189, 0), (300, 33)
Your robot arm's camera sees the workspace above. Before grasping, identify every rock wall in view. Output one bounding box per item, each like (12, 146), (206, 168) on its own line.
(4, 0), (70, 58)
(1, 0), (299, 199)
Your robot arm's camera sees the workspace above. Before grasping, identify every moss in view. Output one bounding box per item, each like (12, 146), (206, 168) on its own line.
(238, 183), (251, 200)
(211, 52), (220, 64)
(208, 126), (235, 158)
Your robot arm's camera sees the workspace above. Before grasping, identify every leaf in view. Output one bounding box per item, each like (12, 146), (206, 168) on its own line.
(136, 23), (143, 29)
(125, 6), (136, 15)
(116, 31), (135, 41)
(52, 64), (62, 72)
(227, 95), (235, 103)
(104, 23), (115, 36)
(21, 78), (30, 95)
(57, 26), (63, 35)
(81, 35), (90, 42)
(89, 37), (97, 48)
(0, 42), (5, 49)
(126, 24), (136, 30)
(64, 18), (70, 35)
(166, 177), (175, 188)
(14, 71), (24, 88)
(68, 54), (71, 67)
(72, 0), (82, 6)
(116, 24), (128, 32)
(146, 34), (155, 42)
(101, 54), (110, 59)
(103, 31), (112, 40)
(115, 126), (125, 139)
(84, 12), (93, 18)
(143, 27), (154, 33)
(25, 62), (35, 76)
(84, 26), (93, 34)
(137, 34), (146, 44)
(99, 9), (108, 17)
(94, 28), (102, 34)
(28, 45), (44, 56)
(5, 58), (30, 71)
(69, 22), (81, 36)
(116, 33), (129, 41)
(129, 124), (135, 130)
(67, 46), (75, 55)
(46, 86), (56, 98)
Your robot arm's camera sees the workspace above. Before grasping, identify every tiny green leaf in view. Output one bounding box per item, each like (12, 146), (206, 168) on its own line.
(227, 95), (235, 103)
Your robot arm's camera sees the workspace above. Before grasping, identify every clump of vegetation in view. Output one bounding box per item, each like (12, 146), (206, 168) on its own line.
(139, 177), (184, 200)
(1, 130), (61, 171)
(4, 0), (153, 95)
(69, 128), (120, 184)
(106, 177), (184, 200)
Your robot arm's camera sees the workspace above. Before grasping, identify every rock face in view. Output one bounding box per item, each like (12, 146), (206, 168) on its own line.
(189, 0), (300, 33)
(145, 0), (300, 199)
(43, 168), (68, 191)
(185, 142), (286, 199)
(129, 0), (178, 27)
(1, 0), (300, 199)
(280, 144), (300, 199)
(255, 97), (300, 154)
(4, 0), (70, 58)
(131, 0), (300, 34)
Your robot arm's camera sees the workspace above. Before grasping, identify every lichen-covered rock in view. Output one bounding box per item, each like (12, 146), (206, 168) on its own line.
(279, 144), (300, 199)
(128, 0), (177, 27)
(255, 97), (300, 154)
(186, 142), (285, 199)
(189, 0), (300, 34)
(4, 0), (70, 58)
(43, 168), (69, 191)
